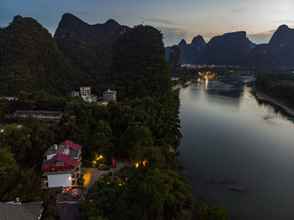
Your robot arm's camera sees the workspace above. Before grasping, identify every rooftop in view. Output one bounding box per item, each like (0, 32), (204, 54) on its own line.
(42, 140), (82, 173)
(0, 202), (43, 220)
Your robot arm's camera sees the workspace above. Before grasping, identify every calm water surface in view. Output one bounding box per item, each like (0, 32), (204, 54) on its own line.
(178, 80), (294, 220)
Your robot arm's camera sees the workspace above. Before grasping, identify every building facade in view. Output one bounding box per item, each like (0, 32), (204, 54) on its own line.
(80, 87), (91, 97)
(103, 89), (117, 102)
(71, 87), (97, 103)
(42, 140), (82, 189)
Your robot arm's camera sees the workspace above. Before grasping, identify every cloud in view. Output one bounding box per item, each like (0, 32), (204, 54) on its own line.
(248, 30), (275, 44)
(156, 26), (190, 46)
(231, 7), (247, 13)
(142, 17), (179, 26)
(274, 20), (294, 26)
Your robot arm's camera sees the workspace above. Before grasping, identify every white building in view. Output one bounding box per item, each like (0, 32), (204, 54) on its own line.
(103, 89), (117, 102)
(42, 140), (82, 189)
(71, 91), (80, 97)
(80, 87), (91, 97)
(71, 87), (97, 103)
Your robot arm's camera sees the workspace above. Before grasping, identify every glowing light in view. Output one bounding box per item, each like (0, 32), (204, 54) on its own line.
(95, 154), (104, 161)
(142, 160), (149, 167)
(205, 79), (209, 90)
(134, 160), (149, 168)
(83, 171), (92, 188)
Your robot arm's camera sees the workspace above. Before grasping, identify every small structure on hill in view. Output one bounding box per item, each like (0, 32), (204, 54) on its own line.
(71, 87), (97, 103)
(103, 89), (117, 102)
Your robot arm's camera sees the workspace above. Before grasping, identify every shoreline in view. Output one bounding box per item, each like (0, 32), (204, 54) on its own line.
(254, 89), (294, 118)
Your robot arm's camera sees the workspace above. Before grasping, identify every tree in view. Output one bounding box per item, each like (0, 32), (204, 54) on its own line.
(0, 122), (54, 168)
(112, 25), (171, 99)
(0, 147), (17, 176)
(119, 125), (153, 160)
(194, 202), (228, 220)
(0, 147), (18, 199)
(84, 168), (193, 220)
(90, 120), (112, 150)
(112, 168), (193, 220)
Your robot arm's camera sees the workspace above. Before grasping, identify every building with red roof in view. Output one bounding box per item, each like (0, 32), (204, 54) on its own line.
(42, 141), (82, 189)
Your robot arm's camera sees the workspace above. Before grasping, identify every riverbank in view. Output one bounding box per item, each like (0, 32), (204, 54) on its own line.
(253, 89), (294, 117)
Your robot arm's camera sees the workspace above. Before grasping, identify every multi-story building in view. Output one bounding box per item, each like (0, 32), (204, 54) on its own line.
(42, 140), (82, 189)
(71, 87), (97, 103)
(80, 87), (91, 97)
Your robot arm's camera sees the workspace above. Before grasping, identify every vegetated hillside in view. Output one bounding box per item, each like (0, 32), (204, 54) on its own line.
(111, 25), (171, 99)
(0, 15), (81, 96)
(54, 13), (130, 91)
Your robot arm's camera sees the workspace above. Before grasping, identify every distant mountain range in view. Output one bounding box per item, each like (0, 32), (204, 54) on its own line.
(1, 13), (294, 96)
(166, 25), (294, 70)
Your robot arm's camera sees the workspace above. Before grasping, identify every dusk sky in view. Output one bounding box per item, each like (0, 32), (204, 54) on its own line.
(1, 0), (294, 45)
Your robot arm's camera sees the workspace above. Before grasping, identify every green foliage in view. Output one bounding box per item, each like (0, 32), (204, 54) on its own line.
(194, 202), (229, 220)
(0, 122), (55, 167)
(112, 25), (171, 99)
(83, 168), (193, 220)
(81, 201), (109, 220)
(0, 101), (9, 120)
(0, 147), (17, 176)
(0, 144), (44, 201)
(0, 121), (55, 201)
(0, 16), (81, 96)
(120, 125), (153, 159)
(54, 14), (128, 92)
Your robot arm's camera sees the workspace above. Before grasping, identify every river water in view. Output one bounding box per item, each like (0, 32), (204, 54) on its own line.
(178, 79), (294, 220)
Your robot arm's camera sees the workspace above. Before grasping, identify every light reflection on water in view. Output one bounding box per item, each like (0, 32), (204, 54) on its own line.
(179, 81), (294, 220)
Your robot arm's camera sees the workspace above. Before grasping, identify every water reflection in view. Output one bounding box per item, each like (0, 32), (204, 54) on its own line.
(179, 79), (294, 220)
(195, 80), (244, 109)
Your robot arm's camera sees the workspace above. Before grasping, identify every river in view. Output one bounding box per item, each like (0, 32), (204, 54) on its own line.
(178, 78), (294, 220)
